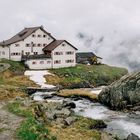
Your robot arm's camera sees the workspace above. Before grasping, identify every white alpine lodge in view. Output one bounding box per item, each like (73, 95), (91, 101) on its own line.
(0, 26), (78, 69)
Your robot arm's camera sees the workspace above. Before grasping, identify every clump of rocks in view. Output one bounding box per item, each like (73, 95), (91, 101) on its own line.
(33, 100), (77, 128)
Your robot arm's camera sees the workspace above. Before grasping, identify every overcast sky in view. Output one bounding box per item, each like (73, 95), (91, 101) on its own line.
(0, 0), (140, 71)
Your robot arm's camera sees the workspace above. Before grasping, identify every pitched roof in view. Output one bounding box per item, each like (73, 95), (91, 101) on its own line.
(0, 26), (54, 46)
(43, 40), (78, 51)
(76, 52), (102, 59)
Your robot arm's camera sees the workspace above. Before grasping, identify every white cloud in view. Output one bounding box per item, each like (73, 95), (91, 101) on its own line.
(0, 0), (140, 71)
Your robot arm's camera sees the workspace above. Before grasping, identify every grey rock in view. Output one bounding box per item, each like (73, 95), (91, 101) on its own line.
(64, 117), (77, 126)
(42, 94), (53, 99)
(127, 133), (140, 140)
(55, 108), (71, 118)
(99, 72), (140, 110)
(46, 112), (56, 121)
(63, 101), (76, 109)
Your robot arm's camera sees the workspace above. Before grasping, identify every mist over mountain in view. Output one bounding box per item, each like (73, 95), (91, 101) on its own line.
(0, 0), (140, 71)
(77, 32), (140, 72)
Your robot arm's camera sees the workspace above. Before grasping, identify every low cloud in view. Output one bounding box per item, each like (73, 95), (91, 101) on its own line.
(0, 0), (140, 71)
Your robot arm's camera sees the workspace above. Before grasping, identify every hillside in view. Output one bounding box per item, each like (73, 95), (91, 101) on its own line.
(45, 64), (128, 88)
(0, 59), (38, 100)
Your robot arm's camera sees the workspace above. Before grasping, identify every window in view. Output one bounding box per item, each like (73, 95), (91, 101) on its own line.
(34, 52), (38, 55)
(54, 52), (63, 55)
(62, 43), (65, 46)
(11, 52), (20, 56)
(66, 51), (74, 55)
(38, 34), (41, 37)
(32, 61), (36, 65)
(38, 44), (42, 47)
(43, 35), (47, 38)
(54, 60), (61, 64)
(25, 52), (30, 55)
(66, 60), (74, 63)
(43, 44), (47, 47)
(47, 61), (51, 64)
(15, 44), (20, 47)
(40, 61), (44, 64)
(32, 34), (36, 37)
(26, 44), (30, 47)
(32, 44), (35, 47)
(2, 51), (5, 55)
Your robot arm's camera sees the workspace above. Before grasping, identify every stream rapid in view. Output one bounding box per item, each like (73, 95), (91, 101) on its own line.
(25, 70), (140, 139)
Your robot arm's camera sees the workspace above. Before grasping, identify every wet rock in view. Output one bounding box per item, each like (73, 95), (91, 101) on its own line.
(71, 96), (83, 101)
(126, 133), (140, 140)
(63, 101), (76, 109)
(89, 120), (107, 129)
(64, 117), (77, 126)
(99, 72), (140, 110)
(42, 94), (53, 99)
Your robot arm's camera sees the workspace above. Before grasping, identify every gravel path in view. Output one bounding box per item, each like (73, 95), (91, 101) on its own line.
(0, 102), (24, 140)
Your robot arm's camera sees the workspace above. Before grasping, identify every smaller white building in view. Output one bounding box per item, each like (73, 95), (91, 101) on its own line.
(0, 26), (78, 69)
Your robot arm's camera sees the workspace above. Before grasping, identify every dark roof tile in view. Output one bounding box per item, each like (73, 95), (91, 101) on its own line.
(0, 26), (55, 46)
(43, 40), (78, 51)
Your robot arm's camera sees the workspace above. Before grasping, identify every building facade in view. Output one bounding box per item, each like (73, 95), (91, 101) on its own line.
(0, 26), (78, 69)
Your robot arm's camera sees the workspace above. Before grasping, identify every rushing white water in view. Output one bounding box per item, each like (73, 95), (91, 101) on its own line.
(73, 98), (140, 138)
(24, 70), (55, 88)
(24, 70), (140, 139)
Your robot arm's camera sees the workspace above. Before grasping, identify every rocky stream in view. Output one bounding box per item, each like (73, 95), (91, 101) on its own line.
(25, 70), (140, 139)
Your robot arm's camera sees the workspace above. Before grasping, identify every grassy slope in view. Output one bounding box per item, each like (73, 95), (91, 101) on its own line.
(6, 101), (102, 140)
(46, 64), (128, 88)
(0, 59), (38, 100)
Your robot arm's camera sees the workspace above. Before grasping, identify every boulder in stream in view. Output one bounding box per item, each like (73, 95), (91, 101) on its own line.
(98, 72), (140, 110)
(126, 133), (140, 140)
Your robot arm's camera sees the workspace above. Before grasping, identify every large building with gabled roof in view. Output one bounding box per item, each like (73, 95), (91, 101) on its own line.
(0, 26), (78, 69)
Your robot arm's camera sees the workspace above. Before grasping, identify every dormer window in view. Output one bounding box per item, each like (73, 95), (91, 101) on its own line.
(15, 44), (20, 47)
(38, 34), (41, 37)
(26, 44), (30, 47)
(62, 43), (65, 46)
(32, 34), (36, 37)
(43, 35), (47, 38)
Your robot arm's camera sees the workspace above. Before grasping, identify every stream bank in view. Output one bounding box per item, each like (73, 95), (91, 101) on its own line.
(25, 70), (140, 139)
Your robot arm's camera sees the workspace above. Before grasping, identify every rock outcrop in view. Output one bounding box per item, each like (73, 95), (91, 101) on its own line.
(98, 72), (140, 110)
(126, 133), (140, 140)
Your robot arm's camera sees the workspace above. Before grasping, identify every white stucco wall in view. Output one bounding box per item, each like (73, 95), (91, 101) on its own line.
(25, 58), (52, 69)
(9, 28), (54, 61)
(0, 46), (9, 59)
(52, 41), (76, 68)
